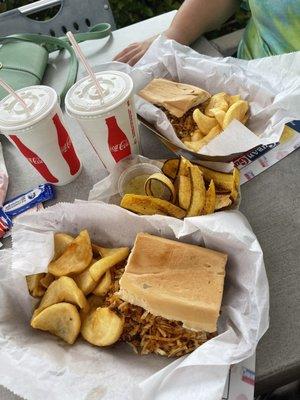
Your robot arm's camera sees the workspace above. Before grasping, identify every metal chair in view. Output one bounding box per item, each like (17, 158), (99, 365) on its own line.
(0, 0), (116, 36)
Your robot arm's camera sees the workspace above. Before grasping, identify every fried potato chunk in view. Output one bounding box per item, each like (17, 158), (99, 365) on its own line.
(215, 194), (232, 210)
(53, 233), (74, 261)
(193, 108), (218, 135)
(73, 259), (98, 295)
(48, 230), (93, 277)
(90, 247), (130, 282)
(81, 307), (124, 347)
(93, 271), (112, 296)
(35, 276), (88, 314)
(178, 175), (192, 210)
(31, 302), (81, 344)
(26, 273), (46, 298)
(203, 180), (216, 215)
(223, 100), (249, 129)
(205, 92), (229, 117)
(40, 273), (55, 289)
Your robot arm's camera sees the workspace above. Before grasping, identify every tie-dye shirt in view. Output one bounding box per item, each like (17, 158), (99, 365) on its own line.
(238, 0), (300, 59)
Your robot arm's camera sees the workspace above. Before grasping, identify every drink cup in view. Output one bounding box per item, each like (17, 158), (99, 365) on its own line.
(65, 70), (140, 171)
(0, 85), (82, 186)
(0, 85), (82, 185)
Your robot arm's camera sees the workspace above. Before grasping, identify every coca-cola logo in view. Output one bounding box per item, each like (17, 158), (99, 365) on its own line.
(28, 157), (43, 165)
(60, 138), (72, 154)
(110, 139), (130, 153)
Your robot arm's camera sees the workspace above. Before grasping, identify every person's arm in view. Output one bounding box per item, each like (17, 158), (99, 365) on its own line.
(114, 0), (239, 65)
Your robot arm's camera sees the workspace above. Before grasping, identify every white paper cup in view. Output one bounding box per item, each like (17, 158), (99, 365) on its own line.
(0, 86), (82, 186)
(65, 71), (140, 172)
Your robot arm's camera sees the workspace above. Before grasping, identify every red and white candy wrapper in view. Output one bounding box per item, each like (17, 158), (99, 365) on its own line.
(0, 141), (8, 205)
(0, 86), (82, 186)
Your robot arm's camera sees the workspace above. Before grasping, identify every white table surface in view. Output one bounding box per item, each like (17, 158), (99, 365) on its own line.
(1, 9), (300, 400)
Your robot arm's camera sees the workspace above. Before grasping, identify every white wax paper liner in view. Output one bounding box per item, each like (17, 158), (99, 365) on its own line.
(130, 36), (300, 156)
(0, 201), (268, 400)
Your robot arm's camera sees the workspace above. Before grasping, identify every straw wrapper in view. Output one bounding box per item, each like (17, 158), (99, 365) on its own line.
(0, 201), (268, 400)
(132, 36), (300, 156)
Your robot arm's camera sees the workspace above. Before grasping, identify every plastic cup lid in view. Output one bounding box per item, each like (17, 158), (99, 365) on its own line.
(0, 85), (57, 132)
(65, 70), (133, 118)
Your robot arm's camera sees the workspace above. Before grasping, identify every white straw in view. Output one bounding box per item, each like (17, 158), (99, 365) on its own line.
(0, 79), (30, 112)
(66, 31), (104, 102)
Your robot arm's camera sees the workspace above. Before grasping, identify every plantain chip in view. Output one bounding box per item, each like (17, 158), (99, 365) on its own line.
(186, 165), (206, 217)
(178, 175), (192, 210)
(81, 307), (124, 347)
(53, 233), (74, 261)
(121, 194), (186, 219)
(145, 173), (176, 203)
(74, 259), (98, 295)
(193, 108), (218, 135)
(48, 230), (93, 277)
(92, 270), (112, 296)
(26, 273), (46, 298)
(35, 276), (89, 315)
(203, 180), (216, 215)
(161, 159), (179, 180)
(31, 302), (81, 344)
(230, 168), (240, 202)
(197, 165), (234, 193)
(89, 247), (130, 282)
(215, 194), (232, 210)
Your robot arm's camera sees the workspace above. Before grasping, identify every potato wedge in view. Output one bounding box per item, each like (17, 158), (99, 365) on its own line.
(223, 100), (249, 129)
(93, 271), (111, 296)
(121, 194), (186, 219)
(31, 302), (81, 344)
(193, 108), (218, 135)
(203, 180), (216, 215)
(178, 175), (192, 210)
(73, 259), (98, 295)
(81, 307), (124, 347)
(186, 124), (222, 152)
(191, 129), (204, 141)
(205, 92), (229, 117)
(215, 194), (232, 210)
(186, 165), (206, 217)
(210, 109), (226, 129)
(197, 165), (234, 193)
(48, 230), (93, 277)
(228, 94), (241, 107)
(26, 273), (46, 298)
(90, 247), (130, 282)
(53, 233), (74, 261)
(162, 159), (179, 180)
(177, 156), (192, 177)
(35, 276), (89, 314)
(40, 273), (55, 289)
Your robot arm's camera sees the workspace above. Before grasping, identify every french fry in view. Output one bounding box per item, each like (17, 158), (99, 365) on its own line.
(31, 302), (81, 345)
(228, 94), (241, 107)
(230, 168), (240, 202)
(210, 109), (226, 129)
(89, 247), (130, 282)
(178, 175), (192, 210)
(162, 159), (180, 180)
(177, 156), (192, 177)
(187, 124), (222, 152)
(215, 194), (232, 210)
(191, 129), (204, 141)
(186, 165), (206, 217)
(203, 180), (216, 215)
(48, 230), (93, 277)
(193, 108), (218, 135)
(121, 194), (186, 219)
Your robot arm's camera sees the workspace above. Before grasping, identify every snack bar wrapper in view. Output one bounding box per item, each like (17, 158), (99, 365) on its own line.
(0, 201), (268, 400)
(132, 35), (300, 156)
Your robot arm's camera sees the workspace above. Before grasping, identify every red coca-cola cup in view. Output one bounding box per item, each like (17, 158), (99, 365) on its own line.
(0, 86), (81, 185)
(65, 71), (140, 171)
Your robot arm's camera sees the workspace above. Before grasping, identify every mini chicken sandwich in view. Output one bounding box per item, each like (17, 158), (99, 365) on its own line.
(116, 232), (227, 357)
